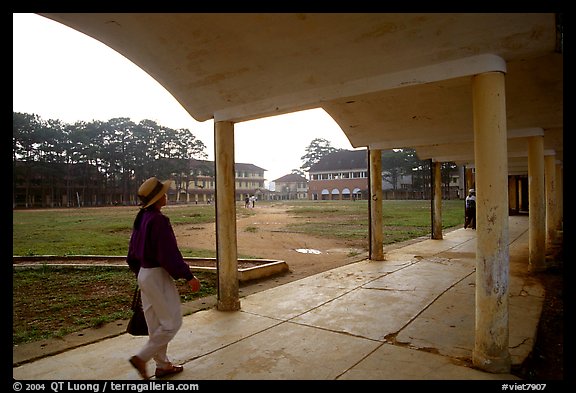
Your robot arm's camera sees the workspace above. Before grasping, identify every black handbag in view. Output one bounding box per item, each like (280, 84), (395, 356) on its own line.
(126, 286), (149, 336)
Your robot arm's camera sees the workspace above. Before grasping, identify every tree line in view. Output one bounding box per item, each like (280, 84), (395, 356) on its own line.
(13, 112), (209, 207)
(13, 112), (458, 208)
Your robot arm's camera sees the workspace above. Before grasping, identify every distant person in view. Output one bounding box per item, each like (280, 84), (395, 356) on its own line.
(126, 177), (201, 379)
(245, 196), (250, 208)
(464, 188), (476, 229)
(250, 195), (256, 208)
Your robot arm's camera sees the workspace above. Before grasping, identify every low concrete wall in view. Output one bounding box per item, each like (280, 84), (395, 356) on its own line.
(12, 255), (289, 282)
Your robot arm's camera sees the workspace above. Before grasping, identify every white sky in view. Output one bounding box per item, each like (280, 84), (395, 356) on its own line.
(12, 13), (356, 188)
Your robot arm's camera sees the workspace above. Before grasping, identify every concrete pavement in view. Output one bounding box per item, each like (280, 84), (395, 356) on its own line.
(13, 216), (543, 380)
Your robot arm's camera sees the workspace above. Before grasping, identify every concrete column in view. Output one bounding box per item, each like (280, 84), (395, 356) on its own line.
(458, 165), (465, 199)
(518, 177), (524, 211)
(432, 161), (443, 239)
(544, 154), (557, 247)
(471, 71), (511, 373)
(214, 121), (240, 311)
(555, 163), (563, 231)
(508, 176), (518, 214)
(465, 167), (475, 192)
(528, 136), (546, 272)
(369, 149), (384, 261)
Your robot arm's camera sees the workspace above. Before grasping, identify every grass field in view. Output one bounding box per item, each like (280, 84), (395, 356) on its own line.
(12, 266), (217, 345)
(284, 199), (464, 244)
(13, 199), (464, 344)
(12, 204), (219, 257)
(13, 199), (464, 256)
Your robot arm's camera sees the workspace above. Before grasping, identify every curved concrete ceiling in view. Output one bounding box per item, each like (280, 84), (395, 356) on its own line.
(39, 13), (562, 174)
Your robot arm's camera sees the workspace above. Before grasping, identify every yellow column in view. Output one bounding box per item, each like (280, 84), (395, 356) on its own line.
(545, 154), (557, 247)
(528, 136), (546, 272)
(555, 163), (563, 232)
(214, 121), (240, 311)
(471, 71), (511, 373)
(369, 149), (384, 261)
(465, 167), (475, 192)
(518, 177), (524, 211)
(508, 176), (518, 214)
(432, 161), (443, 239)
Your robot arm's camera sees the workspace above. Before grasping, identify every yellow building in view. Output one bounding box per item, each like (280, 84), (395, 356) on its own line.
(180, 159), (266, 204)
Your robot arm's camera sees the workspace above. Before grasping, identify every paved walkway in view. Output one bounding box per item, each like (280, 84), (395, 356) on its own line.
(13, 216), (543, 380)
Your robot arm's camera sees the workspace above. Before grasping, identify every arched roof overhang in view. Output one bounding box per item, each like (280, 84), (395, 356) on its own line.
(38, 13), (562, 173)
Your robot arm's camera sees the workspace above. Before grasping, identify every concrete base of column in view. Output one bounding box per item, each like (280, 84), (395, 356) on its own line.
(217, 299), (241, 311)
(472, 350), (511, 374)
(528, 261), (547, 274)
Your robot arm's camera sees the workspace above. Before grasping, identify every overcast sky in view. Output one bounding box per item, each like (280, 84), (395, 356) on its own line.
(12, 13), (356, 187)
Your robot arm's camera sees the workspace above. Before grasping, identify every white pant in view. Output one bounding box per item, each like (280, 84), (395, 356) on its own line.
(136, 267), (182, 368)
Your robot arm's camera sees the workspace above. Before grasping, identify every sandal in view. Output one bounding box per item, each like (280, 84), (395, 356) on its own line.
(155, 364), (184, 378)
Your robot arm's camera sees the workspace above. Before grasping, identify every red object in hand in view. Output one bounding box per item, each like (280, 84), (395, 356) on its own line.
(188, 277), (201, 292)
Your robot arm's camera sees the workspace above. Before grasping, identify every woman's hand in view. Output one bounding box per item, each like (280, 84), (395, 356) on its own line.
(188, 277), (201, 292)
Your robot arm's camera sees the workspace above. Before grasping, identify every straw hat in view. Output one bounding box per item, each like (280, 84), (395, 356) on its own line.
(138, 177), (172, 208)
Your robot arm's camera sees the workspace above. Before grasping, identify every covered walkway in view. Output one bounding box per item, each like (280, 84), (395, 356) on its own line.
(35, 13), (563, 373)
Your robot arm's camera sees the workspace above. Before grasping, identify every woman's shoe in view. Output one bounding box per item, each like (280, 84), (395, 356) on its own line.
(129, 356), (150, 379)
(155, 364), (184, 378)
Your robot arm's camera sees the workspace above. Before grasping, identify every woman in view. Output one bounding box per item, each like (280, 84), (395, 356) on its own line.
(127, 177), (201, 379)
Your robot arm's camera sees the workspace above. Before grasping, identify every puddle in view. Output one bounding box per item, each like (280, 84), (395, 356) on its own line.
(295, 248), (322, 254)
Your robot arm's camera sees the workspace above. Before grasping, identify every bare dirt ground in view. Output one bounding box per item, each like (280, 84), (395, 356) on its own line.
(174, 204), (371, 292)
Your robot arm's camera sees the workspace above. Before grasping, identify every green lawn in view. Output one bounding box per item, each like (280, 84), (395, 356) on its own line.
(13, 266), (217, 345)
(285, 199), (464, 244)
(12, 204), (217, 257)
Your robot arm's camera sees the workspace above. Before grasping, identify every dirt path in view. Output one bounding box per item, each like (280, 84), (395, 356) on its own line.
(174, 204), (369, 289)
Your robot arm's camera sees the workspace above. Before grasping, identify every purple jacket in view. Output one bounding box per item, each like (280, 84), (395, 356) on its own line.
(127, 209), (194, 281)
